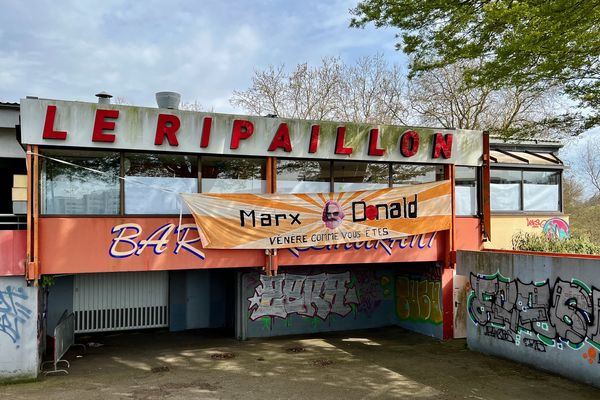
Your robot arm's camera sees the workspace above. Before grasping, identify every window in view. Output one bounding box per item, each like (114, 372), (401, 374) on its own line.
(490, 169), (521, 211)
(456, 166), (478, 216)
(392, 164), (442, 187)
(333, 162), (389, 191)
(276, 159), (330, 193)
(491, 168), (561, 212)
(124, 153), (198, 214)
(41, 150), (120, 215)
(201, 156), (266, 193)
(523, 171), (560, 212)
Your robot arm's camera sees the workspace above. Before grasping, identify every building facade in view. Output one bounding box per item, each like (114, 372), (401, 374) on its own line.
(0, 95), (566, 380)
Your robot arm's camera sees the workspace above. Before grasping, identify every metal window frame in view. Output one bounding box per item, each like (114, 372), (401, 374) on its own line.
(490, 166), (563, 214)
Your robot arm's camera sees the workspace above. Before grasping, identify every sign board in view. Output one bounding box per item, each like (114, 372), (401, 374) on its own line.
(20, 98), (483, 166)
(181, 181), (452, 249)
(36, 217), (445, 274)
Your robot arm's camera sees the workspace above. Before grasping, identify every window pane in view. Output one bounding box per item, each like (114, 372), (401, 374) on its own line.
(333, 162), (389, 192)
(523, 171), (560, 211)
(202, 157), (266, 193)
(276, 159), (330, 193)
(124, 153), (198, 214)
(491, 169), (521, 211)
(456, 166), (478, 215)
(41, 150), (120, 215)
(392, 164), (442, 187)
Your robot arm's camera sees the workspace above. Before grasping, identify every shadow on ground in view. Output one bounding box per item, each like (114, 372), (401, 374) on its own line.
(1, 327), (599, 400)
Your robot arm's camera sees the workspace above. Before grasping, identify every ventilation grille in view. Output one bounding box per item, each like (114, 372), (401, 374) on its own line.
(73, 272), (169, 333)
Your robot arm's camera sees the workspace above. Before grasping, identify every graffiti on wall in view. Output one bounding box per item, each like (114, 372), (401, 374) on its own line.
(543, 218), (569, 240)
(397, 278), (442, 324)
(525, 217), (570, 240)
(468, 271), (600, 363)
(248, 272), (359, 321)
(396, 266), (442, 324)
(0, 285), (32, 345)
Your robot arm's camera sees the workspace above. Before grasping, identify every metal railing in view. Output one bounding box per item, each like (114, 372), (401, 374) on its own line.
(0, 214), (27, 230)
(41, 311), (86, 375)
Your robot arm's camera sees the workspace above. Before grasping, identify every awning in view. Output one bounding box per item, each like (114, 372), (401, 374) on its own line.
(490, 149), (562, 166)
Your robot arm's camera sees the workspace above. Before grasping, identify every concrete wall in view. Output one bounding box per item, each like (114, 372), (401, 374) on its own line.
(395, 264), (443, 339)
(239, 266), (396, 338)
(457, 250), (600, 388)
(0, 276), (40, 382)
(238, 264), (443, 339)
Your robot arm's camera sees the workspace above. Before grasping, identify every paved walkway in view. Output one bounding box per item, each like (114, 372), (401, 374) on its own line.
(1, 327), (599, 399)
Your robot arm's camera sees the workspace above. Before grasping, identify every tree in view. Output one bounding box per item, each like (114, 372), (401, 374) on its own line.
(231, 58), (343, 121)
(230, 55), (410, 124)
(335, 54), (409, 124)
(231, 55), (561, 138)
(408, 61), (563, 137)
(581, 140), (600, 196)
(562, 175), (584, 214)
(351, 0), (600, 132)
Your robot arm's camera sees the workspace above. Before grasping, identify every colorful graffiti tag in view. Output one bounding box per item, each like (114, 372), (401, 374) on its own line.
(248, 272), (359, 321)
(468, 272), (600, 361)
(542, 218), (570, 240)
(526, 217), (570, 239)
(0, 285), (32, 345)
(396, 277), (443, 324)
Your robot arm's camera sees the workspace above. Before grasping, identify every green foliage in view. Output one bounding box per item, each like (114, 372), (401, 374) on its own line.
(512, 232), (600, 255)
(568, 197), (600, 246)
(351, 0), (600, 132)
(40, 275), (55, 288)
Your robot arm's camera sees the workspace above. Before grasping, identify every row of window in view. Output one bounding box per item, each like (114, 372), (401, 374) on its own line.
(40, 150), (560, 217)
(490, 169), (561, 212)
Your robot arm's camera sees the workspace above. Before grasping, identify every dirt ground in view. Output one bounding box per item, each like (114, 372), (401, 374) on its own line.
(1, 327), (599, 400)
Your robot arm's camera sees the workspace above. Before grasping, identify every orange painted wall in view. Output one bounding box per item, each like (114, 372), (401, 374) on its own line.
(36, 217), (476, 274)
(39, 217), (264, 274)
(0, 230), (26, 276)
(455, 217), (483, 251)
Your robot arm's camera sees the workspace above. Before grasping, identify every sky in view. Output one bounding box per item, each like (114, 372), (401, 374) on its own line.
(1, 0), (598, 196)
(0, 0), (403, 111)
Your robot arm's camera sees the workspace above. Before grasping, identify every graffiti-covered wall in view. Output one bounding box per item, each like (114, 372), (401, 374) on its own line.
(0, 276), (40, 381)
(457, 251), (600, 388)
(395, 264), (443, 339)
(239, 266), (395, 338)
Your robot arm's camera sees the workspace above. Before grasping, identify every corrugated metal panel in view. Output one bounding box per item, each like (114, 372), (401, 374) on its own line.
(73, 272), (168, 333)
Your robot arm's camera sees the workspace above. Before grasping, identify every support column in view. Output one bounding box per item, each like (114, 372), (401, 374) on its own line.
(442, 164), (456, 340)
(263, 157), (278, 276)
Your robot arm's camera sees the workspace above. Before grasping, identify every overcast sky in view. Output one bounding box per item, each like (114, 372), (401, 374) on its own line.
(0, 0), (402, 111)
(2, 0), (598, 196)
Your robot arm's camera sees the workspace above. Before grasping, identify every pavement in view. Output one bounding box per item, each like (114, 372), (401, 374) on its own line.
(1, 326), (599, 399)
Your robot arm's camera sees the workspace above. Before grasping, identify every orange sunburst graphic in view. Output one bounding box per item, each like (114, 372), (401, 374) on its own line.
(180, 180), (452, 249)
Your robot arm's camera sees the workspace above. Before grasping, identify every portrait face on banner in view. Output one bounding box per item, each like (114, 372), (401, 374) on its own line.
(322, 201), (345, 229)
